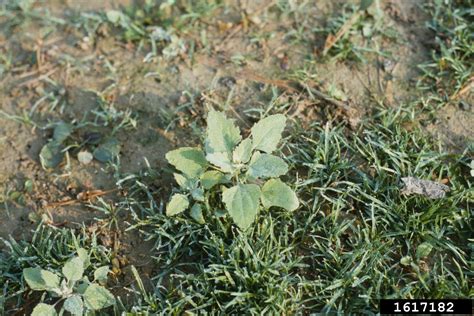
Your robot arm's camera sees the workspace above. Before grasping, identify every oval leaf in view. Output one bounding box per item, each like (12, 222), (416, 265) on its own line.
(200, 170), (228, 190)
(76, 282), (89, 295)
(205, 110), (241, 154)
(83, 284), (115, 310)
(94, 266), (110, 283)
(62, 257), (84, 282)
(251, 114), (286, 153)
(400, 256), (412, 266)
(77, 248), (90, 269)
(166, 193), (189, 216)
(359, 0), (373, 10)
(247, 152), (288, 179)
(261, 179), (299, 211)
(93, 138), (121, 162)
(174, 173), (197, 190)
(191, 188), (205, 202)
(39, 142), (64, 169)
(190, 203), (205, 224)
(31, 303), (57, 316)
(166, 147), (207, 178)
(233, 138), (253, 163)
(23, 268), (60, 291)
(53, 122), (73, 143)
(63, 295), (83, 315)
(222, 184), (261, 230)
(206, 152), (234, 173)
(416, 242), (433, 258)
(106, 10), (124, 24)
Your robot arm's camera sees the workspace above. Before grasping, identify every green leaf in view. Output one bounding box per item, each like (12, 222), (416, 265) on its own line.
(83, 284), (115, 310)
(94, 266), (110, 283)
(31, 303), (57, 316)
(173, 173), (187, 188)
(24, 179), (33, 192)
(416, 242), (433, 258)
(400, 256), (412, 266)
(76, 281), (89, 295)
(222, 184), (261, 230)
(76, 248), (90, 269)
(93, 138), (120, 162)
(39, 142), (64, 169)
(206, 152), (234, 173)
(62, 257), (84, 282)
(191, 187), (205, 202)
(247, 152), (288, 179)
(215, 209), (226, 218)
(261, 179), (299, 211)
(190, 203), (205, 224)
(166, 193), (189, 216)
(23, 268), (60, 291)
(205, 110), (241, 154)
(173, 173), (197, 190)
(200, 170), (228, 189)
(166, 147), (207, 178)
(359, 0), (373, 10)
(53, 122), (73, 143)
(233, 138), (253, 163)
(106, 10), (124, 24)
(250, 114), (286, 153)
(63, 295), (83, 315)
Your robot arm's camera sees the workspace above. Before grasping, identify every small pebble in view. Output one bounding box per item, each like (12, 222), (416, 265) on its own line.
(218, 76), (236, 89)
(77, 151), (93, 165)
(458, 100), (471, 111)
(382, 59), (395, 71)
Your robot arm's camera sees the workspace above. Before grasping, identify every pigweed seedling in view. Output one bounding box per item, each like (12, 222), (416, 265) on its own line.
(39, 121), (74, 169)
(23, 249), (114, 315)
(104, 5), (186, 60)
(165, 110), (299, 230)
(38, 100), (137, 169)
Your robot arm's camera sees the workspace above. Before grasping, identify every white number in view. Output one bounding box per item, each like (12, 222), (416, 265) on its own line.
(429, 302), (436, 312)
(404, 302), (411, 312)
(438, 302), (445, 312)
(447, 302), (454, 312)
(411, 302), (419, 312)
(394, 302), (401, 312)
(421, 302), (427, 312)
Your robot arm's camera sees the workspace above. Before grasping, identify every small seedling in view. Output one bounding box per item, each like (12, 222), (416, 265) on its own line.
(39, 121), (74, 169)
(165, 110), (299, 230)
(38, 101), (136, 169)
(23, 249), (114, 315)
(104, 6), (186, 60)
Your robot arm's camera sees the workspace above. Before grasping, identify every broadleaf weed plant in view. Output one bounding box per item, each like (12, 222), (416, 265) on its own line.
(0, 224), (111, 314)
(23, 252), (115, 315)
(164, 110), (299, 230)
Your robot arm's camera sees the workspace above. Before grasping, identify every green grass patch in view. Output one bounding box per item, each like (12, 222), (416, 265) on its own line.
(117, 104), (471, 314)
(418, 0), (473, 107)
